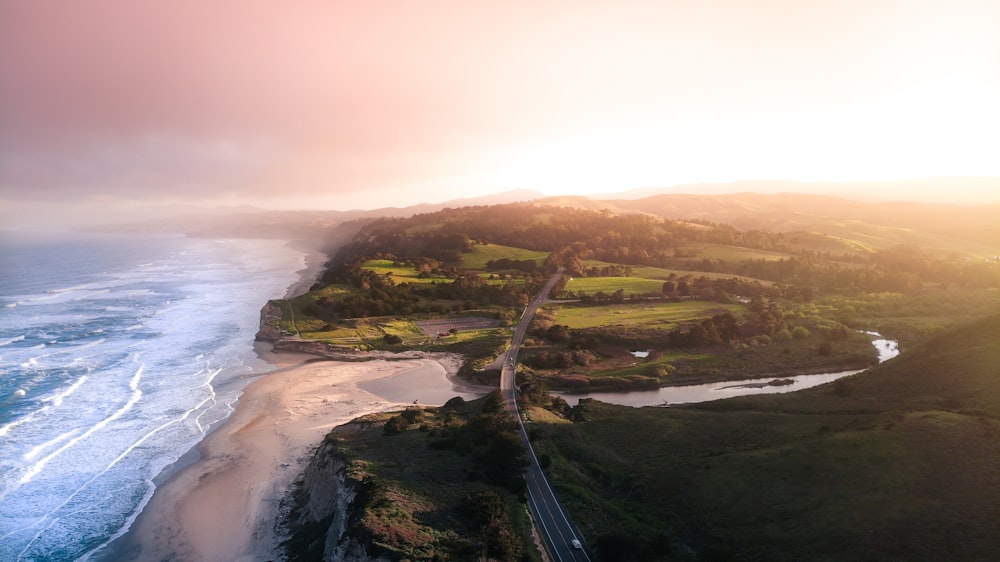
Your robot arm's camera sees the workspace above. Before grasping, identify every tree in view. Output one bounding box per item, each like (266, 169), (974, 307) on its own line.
(676, 280), (691, 297)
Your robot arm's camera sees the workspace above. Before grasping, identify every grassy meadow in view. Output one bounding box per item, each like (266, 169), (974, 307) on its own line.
(551, 301), (742, 330)
(528, 314), (1000, 561)
(459, 243), (549, 269)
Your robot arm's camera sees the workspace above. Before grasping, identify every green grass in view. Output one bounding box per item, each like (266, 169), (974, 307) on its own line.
(565, 276), (666, 295)
(285, 398), (543, 561)
(786, 230), (878, 255)
(361, 259), (448, 284)
(460, 243), (549, 270)
(814, 287), (1000, 345)
(528, 313), (1000, 561)
(581, 260), (772, 283)
(676, 244), (793, 261)
(552, 301), (743, 330)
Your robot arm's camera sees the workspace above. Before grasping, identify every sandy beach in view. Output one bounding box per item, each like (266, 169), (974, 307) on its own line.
(114, 347), (441, 561)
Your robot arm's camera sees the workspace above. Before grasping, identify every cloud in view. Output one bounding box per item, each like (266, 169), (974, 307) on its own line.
(2, 0), (998, 205)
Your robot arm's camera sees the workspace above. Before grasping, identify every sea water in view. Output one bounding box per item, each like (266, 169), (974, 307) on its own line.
(0, 231), (306, 560)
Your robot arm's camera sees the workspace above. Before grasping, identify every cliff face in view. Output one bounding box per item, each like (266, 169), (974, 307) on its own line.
(255, 301), (286, 343)
(255, 301), (434, 361)
(284, 436), (389, 562)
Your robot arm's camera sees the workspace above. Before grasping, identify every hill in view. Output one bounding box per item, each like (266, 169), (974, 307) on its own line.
(537, 191), (1000, 258)
(531, 313), (1000, 561)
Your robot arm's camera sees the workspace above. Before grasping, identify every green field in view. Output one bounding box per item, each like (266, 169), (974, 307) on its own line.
(460, 243), (549, 270)
(582, 261), (772, 283)
(362, 259), (448, 284)
(564, 276), (666, 295)
(675, 244), (793, 261)
(551, 301), (743, 330)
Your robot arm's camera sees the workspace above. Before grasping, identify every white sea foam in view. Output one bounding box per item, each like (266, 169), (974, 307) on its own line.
(0, 234), (307, 560)
(42, 375), (88, 408)
(0, 335), (25, 347)
(18, 361), (143, 485)
(23, 428), (82, 461)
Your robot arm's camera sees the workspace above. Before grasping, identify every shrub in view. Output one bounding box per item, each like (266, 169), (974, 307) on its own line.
(772, 328), (792, 342)
(791, 326), (811, 339)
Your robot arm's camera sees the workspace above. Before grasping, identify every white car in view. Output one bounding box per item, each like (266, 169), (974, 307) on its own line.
(571, 538), (582, 549)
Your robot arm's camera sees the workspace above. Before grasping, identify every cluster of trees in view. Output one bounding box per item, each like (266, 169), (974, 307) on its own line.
(526, 299), (790, 357)
(659, 250), (1000, 293)
(665, 298), (786, 347)
(521, 349), (598, 370)
(308, 262), (538, 320)
(422, 392), (529, 493)
(336, 204), (796, 270)
(371, 395), (529, 561)
(484, 258), (538, 272)
(317, 204), (1000, 312)
(564, 275), (794, 307)
(457, 492), (525, 562)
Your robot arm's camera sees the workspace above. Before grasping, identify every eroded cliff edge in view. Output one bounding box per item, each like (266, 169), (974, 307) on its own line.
(281, 423), (391, 562)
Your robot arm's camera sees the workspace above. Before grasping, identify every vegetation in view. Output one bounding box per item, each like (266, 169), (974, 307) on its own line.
(271, 198), (1000, 560)
(262, 202), (999, 391)
(527, 314), (1000, 561)
(285, 392), (538, 561)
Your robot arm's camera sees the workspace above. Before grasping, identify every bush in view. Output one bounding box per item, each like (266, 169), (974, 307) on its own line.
(791, 326), (811, 339)
(772, 328), (792, 342)
(383, 414), (410, 435)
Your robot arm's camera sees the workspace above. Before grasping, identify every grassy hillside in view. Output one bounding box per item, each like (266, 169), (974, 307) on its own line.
(285, 394), (540, 561)
(530, 314), (1000, 561)
(538, 191), (1000, 258)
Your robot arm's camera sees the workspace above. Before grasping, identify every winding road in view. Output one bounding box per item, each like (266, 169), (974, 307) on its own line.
(501, 269), (592, 561)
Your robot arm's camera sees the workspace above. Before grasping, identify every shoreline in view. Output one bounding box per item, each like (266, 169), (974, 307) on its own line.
(281, 244), (327, 299)
(98, 243), (492, 561)
(106, 345), (454, 561)
(92, 243), (366, 561)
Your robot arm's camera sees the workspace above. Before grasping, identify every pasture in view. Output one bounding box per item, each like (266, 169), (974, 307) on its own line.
(581, 260), (771, 283)
(551, 301), (743, 330)
(564, 276), (665, 295)
(675, 244), (793, 261)
(460, 243), (549, 270)
(362, 259), (447, 284)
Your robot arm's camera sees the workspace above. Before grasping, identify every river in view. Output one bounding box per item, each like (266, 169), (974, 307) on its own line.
(554, 334), (899, 408)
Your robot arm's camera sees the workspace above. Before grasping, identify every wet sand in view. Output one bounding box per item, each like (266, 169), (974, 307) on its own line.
(114, 347), (441, 561)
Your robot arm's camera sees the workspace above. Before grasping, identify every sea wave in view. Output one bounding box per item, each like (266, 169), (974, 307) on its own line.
(18, 361), (144, 486)
(0, 234), (308, 559)
(0, 335), (24, 347)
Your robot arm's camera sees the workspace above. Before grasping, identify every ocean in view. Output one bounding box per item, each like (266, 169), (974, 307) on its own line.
(0, 231), (307, 560)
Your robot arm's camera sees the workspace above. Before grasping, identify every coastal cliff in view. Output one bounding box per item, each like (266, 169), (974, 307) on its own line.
(280, 396), (535, 561)
(256, 301), (438, 362)
(282, 426), (391, 562)
(256, 301), (286, 343)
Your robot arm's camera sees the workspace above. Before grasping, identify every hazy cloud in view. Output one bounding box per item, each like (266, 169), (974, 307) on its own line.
(2, 0), (998, 206)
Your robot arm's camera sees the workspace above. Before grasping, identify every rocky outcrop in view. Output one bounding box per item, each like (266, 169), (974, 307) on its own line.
(283, 435), (391, 562)
(270, 339), (430, 362)
(255, 301), (286, 343)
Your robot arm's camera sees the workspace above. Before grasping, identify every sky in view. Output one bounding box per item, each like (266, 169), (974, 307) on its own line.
(2, 0), (999, 227)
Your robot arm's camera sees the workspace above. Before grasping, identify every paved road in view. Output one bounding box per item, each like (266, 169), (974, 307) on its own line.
(501, 269), (592, 562)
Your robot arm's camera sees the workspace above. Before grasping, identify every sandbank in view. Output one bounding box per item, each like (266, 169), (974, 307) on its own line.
(115, 348), (448, 561)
